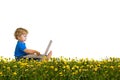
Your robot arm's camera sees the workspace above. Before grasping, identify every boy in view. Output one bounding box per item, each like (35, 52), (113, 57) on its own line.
(14, 27), (52, 61)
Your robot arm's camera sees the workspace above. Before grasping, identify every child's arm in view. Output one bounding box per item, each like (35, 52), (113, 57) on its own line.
(24, 49), (40, 56)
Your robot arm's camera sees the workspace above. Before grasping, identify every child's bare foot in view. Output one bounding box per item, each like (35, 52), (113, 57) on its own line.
(46, 50), (52, 60)
(41, 51), (52, 61)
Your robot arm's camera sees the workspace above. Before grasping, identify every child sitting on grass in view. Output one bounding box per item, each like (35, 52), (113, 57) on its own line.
(14, 27), (52, 61)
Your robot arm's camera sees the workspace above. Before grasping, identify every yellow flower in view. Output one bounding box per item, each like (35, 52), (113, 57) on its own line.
(20, 63), (28, 66)
(66, 65), (70, 70)
(75, 65), (79, 69)
(13, 65), (17, 68)
(63, 61), (67, 65)
(72, 72), (75, 75)
(80, 65), (84, 68)
(59, 72), (63, 76)
(71, 65), (79, 70)
(72, 66), (75, 70)
(103, 65), (108, 68)
(89, 65), (93, 68)
(74, 70), (78, 74)
(79, 69), (82, 72)
(97, 63), (101, 67)
(110, 66), (114, 69)
(50, 66), (54, 69)
(62, 66), (65, 69)
(118, 65), (120, 68)
(54, 68), (58, 71)
(25, 69), (29, 72)
(13, 72), (17, 75)
(72, 70), (78, 75)
(0, 72), (3, 75)
(29, 64), (34, 67)
(83, 69), (88, 72)
(7, 67), (10, 71)
(94, 67), (98, 71)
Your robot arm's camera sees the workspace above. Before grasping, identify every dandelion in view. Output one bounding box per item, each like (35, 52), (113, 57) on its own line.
(72, 66), (75, 70)
(72, 72), (75, 75)
(80, 65), (84, 68)
(103, 65), (108, 68)
(59, 72), (63, 76)
(94, 67), (98, 71)
(97, 63), (101, 67)
(110, 66), (114, 69)
(83, 69), (88, 72)
(79, 69), (82, 72)
(50, 66), (54, 69)
(89, 65), (93, 68)
(118, 65), (120, 68)
(13, 72), (17, 76)
(7, 67), (10, 71)
(0, 72), (2, 75)
(20, 62), (28, 66)
(74, 70), (78, 74)
(29, 64), (34, 67)
(63, 61), (67, 65)
(75, 65), (79, 69)
(13, 65), (17, 68)
(25, 69), (29, 72)
(66, 65), (70, 70)
(54, 68), (58, 71)
(62, 66), (65, 69)
(72, 70), (78, 75)
(72, 65), (79, 70)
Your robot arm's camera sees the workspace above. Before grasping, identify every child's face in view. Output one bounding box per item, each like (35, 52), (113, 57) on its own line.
(17, 34), (27, 42)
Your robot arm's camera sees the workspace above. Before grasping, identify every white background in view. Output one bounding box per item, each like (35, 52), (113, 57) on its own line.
(0, 0), (120, 60)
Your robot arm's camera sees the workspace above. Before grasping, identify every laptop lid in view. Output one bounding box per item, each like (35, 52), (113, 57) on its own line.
(44, 40), (52, 55)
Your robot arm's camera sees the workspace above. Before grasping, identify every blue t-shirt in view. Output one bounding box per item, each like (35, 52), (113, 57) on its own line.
(14, 41), (27, 57)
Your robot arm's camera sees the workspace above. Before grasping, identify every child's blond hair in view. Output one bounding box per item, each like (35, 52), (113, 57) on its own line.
(14, 27), (28, 40)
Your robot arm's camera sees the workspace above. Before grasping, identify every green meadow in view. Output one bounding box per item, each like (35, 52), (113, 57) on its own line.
(0, 56), (120, 80)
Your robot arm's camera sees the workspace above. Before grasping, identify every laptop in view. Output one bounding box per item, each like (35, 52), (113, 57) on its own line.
(23, 40), (53, 58)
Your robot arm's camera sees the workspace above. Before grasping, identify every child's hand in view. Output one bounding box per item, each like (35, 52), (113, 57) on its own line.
(36, 51), (40, 56)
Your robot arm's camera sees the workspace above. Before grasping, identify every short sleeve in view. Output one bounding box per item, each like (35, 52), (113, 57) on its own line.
(18, 41), (26, 51)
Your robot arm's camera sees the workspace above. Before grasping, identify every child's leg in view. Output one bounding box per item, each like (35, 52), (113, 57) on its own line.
(22, 54), (41, 61)
(22, 51), (52, 61)
(23, 54), (43, 58)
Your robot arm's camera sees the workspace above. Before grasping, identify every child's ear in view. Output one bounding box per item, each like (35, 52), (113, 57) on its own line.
(17, 36), (20, 40)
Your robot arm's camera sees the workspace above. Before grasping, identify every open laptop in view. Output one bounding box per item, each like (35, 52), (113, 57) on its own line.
(23, 40), (53, 58)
